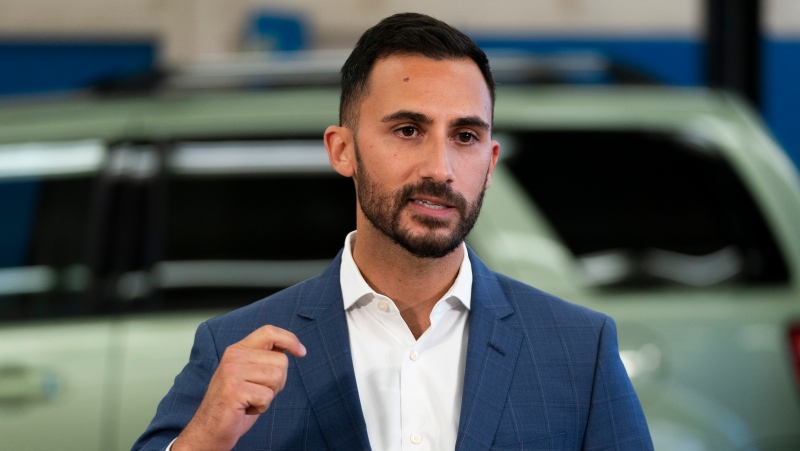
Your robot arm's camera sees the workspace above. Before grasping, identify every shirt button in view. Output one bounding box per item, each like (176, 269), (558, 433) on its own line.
(410, 433), (422, 444)
(377, 301), (389, 312)
(409, 350), (419, 361)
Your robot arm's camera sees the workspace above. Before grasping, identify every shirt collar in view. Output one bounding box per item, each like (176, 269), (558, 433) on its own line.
(340, 231), (472, 311)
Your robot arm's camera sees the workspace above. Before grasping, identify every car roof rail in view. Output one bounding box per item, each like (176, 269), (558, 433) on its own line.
(90, 49), (660, 95)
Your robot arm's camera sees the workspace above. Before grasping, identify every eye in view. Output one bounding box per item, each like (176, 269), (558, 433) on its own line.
(400, 126), (416, 137)
(456, 132), (477, 144)
(396, 126), (418, 138)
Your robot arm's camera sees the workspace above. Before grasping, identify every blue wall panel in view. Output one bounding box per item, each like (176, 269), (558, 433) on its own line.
(0, 40), (155, 96)
(763, 40), (800, 168)
(474, 36), (704, 86)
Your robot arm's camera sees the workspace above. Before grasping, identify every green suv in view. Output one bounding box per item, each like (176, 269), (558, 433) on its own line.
(1, 80), (799, 450)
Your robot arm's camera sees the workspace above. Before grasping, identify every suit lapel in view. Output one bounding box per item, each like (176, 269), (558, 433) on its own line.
(456, 250), (522, 450)
(293, 253), (371, 451)
(290, 249), (521, 450)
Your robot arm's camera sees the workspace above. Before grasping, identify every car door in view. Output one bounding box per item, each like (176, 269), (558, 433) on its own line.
(0, 140), (114, 451)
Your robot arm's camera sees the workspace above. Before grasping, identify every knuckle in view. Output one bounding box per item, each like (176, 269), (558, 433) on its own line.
(223, 345), (245, 361)
(251, 387), (275, 411)
(263, 365), (280, 383)
(274, 376), (287, 393)
(275, 352), (289, 368)
(266, 365), (288, 387)
(262, 324), (277, 335)
(229, 378), (245, 393)
(263, 388), (275, 403)
(217, 361), (239, 378)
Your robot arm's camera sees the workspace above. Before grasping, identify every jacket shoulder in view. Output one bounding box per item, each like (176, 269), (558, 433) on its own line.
(487, 273), (653, 449)
(493, 271), (609, 329)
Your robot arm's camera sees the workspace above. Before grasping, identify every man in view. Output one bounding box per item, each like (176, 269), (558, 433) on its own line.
(134, 13), (652, 451)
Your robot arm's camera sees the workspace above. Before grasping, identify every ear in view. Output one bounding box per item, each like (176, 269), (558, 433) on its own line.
(324, 125), (356, 177)
(484, 139), (501, 189)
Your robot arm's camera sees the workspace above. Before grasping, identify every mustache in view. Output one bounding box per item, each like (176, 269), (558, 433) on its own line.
(398, 179), (467, 211)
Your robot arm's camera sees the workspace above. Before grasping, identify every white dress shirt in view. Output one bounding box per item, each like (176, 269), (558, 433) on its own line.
(341, 231), (472, 451)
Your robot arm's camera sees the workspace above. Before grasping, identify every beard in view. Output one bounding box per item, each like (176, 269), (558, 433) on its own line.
(353, 142), (487, 259)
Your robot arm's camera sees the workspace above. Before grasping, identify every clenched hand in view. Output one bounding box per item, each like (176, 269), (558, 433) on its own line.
(172, 325), (306, 451)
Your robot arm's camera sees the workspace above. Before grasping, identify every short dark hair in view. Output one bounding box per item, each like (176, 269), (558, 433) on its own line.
(339, 12), (495, 129)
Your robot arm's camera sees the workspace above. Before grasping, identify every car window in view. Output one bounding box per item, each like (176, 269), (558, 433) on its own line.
(503, 130), (789, 288)
(121, 140), (356, 312)
(0, 140), (105, 321)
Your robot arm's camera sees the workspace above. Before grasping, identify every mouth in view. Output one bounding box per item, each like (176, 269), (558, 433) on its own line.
(409, 196), (454, 210)
(397, 180), (466, 222)
(408, 196), (456, 219)
(411, 198), (451, 210)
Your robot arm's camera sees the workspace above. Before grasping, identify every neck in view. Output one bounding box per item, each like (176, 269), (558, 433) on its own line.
(352, 223), (463, 339)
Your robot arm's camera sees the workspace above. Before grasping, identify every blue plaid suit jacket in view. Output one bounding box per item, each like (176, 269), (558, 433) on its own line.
(133, 249), (652, 450)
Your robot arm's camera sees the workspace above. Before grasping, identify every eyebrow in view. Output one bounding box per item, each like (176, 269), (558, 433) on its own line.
(380, 110), (432, 125)
(380, 110), (490, 131)
(450, 116), (491, 131)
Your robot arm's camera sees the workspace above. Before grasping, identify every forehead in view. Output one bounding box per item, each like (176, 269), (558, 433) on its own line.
(359, 54), (493, 123)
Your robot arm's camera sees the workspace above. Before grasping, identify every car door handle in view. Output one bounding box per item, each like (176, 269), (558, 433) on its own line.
(0, 364), (59, 404)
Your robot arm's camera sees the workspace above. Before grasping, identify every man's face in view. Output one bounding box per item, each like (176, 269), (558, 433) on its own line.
(351, 54), (500, 258)
(353, 140), (486, 258)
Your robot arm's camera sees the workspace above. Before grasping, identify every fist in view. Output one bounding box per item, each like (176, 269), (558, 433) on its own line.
(173, 325), (306, 451)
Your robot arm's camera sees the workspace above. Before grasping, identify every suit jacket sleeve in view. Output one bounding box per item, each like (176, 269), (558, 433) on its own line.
(582, 316), (653, 450)
(132, 322), (219, 451)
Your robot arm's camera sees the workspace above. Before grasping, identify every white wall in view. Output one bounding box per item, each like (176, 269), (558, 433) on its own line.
(0, 0), (796, 64)
(765, 0), (800, 38)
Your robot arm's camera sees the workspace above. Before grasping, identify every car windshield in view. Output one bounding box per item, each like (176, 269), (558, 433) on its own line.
(502, 130), (789, 288)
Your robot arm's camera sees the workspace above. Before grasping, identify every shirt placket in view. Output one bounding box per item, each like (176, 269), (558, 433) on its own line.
(400, 341), (431, 450)
(367, 294), (461, 451)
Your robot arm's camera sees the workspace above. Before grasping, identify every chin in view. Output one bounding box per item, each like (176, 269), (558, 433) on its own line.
(394, 228), (463, 259)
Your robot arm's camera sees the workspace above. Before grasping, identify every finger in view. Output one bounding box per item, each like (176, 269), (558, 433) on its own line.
(237, 357), (291, 393)
(237, 381), (276, 415)
(239, 325), (307, 358)
(255, 353), (290, 393)
(209, 365), (281, 411)
(217, 353), (288, 380)
(221, 344), (289, 366)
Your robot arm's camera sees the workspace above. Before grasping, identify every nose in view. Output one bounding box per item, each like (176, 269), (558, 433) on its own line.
(417, 132), (454, 183)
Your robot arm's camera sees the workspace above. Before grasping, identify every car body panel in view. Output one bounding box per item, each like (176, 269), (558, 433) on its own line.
(113, 310), (226, 450)
(0, 320), (112, 451)
(2, 86), (800, 450)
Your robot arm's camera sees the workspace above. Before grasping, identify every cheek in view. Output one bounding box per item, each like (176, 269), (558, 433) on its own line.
(376, 152), (419, 181)
(455, 154), (492, 189)
(361, 154), (410, 187)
